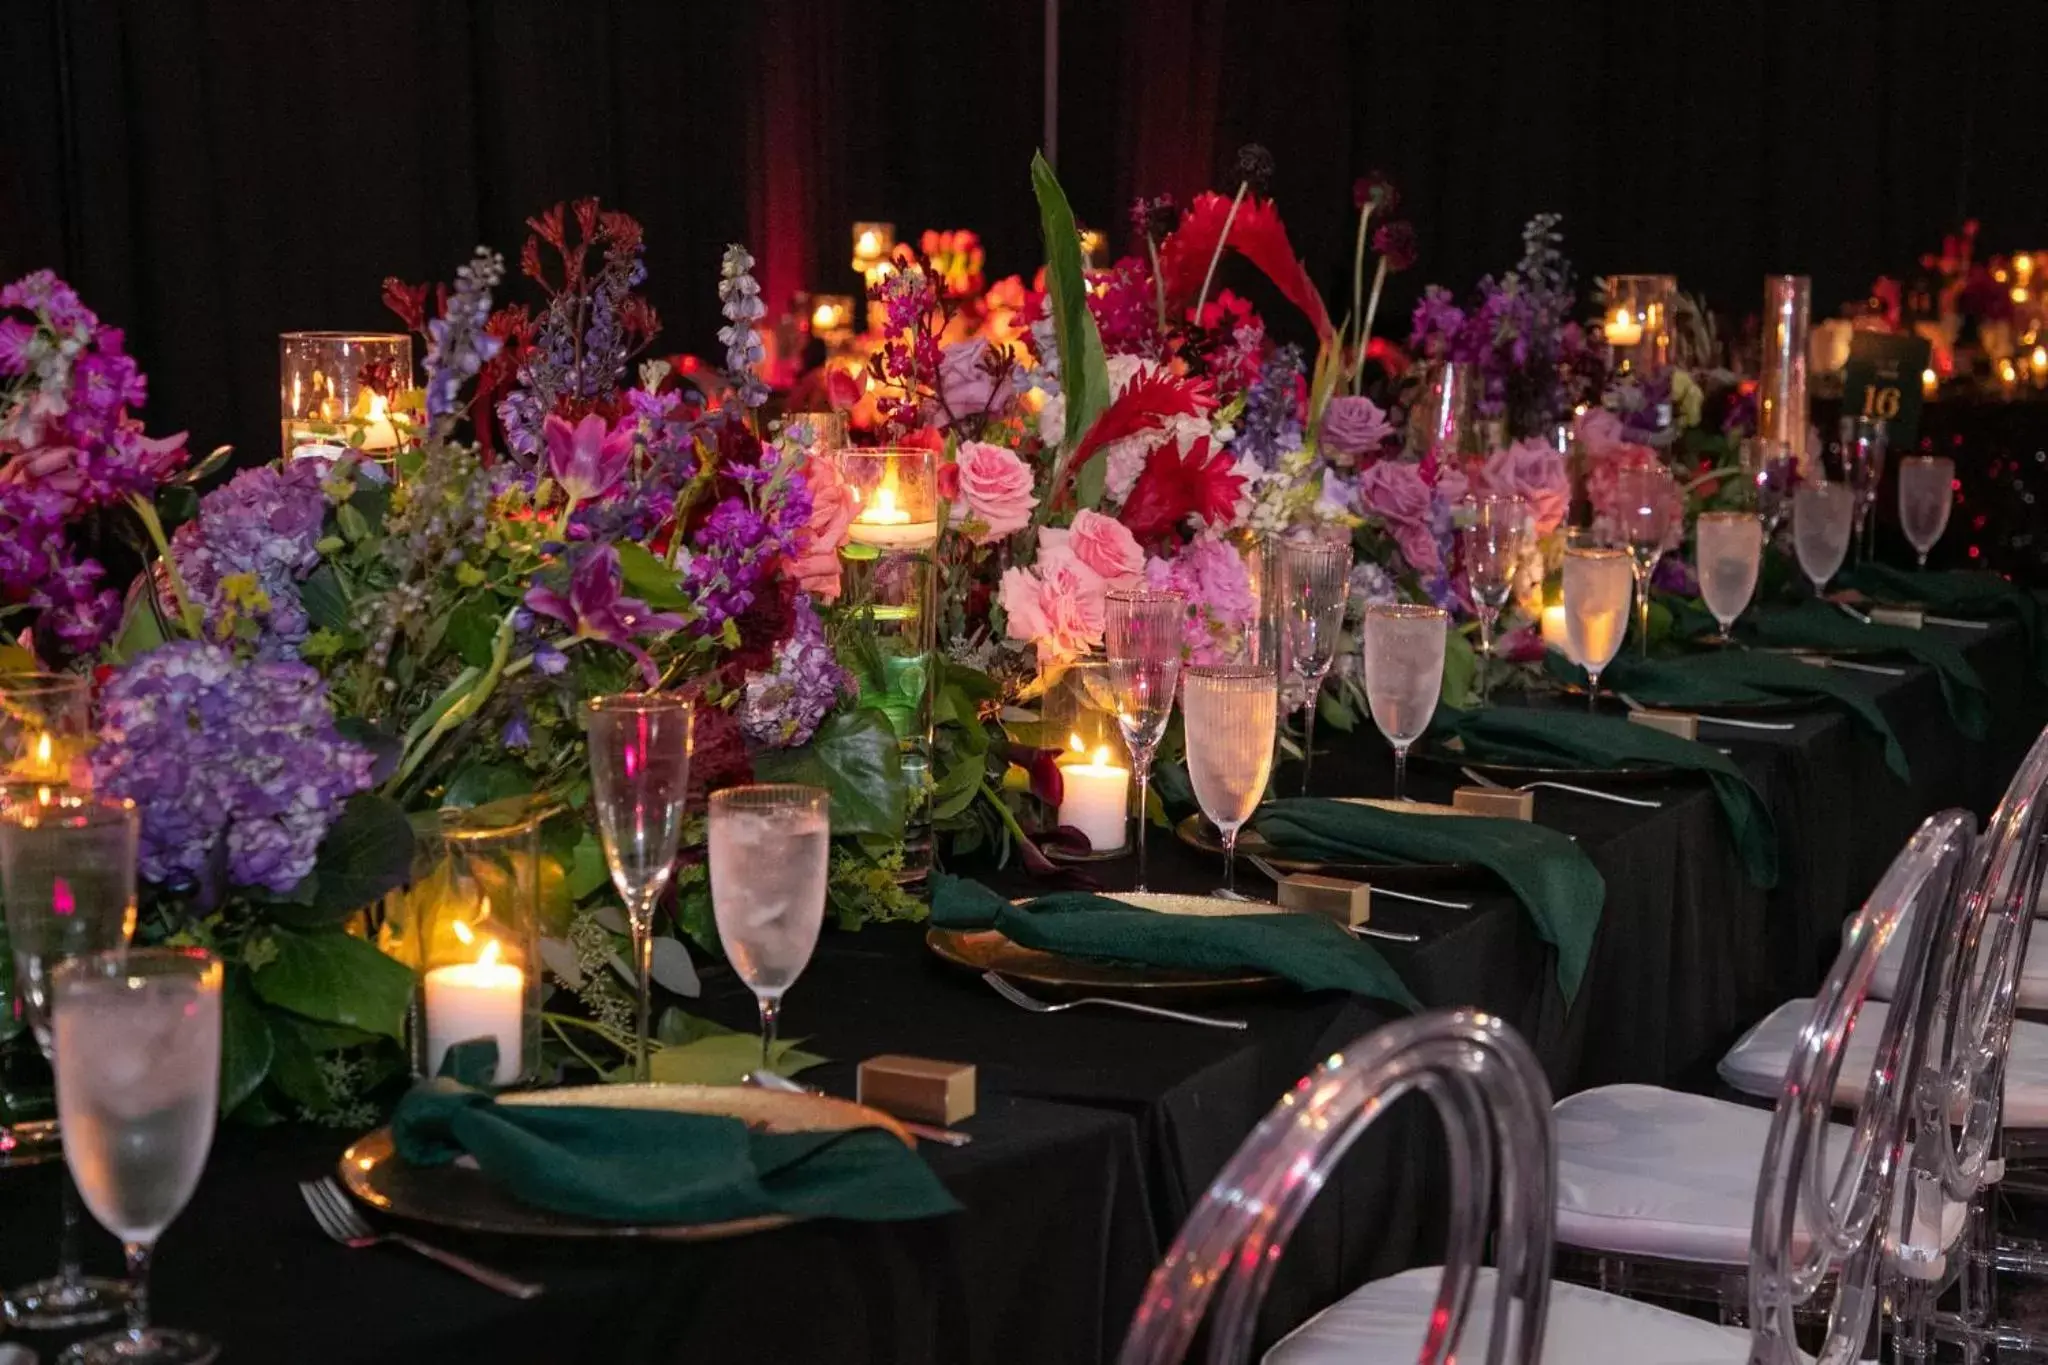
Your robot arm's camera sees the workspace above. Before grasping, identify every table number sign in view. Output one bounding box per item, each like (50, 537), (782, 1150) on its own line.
(1842, 330), (1933, 450)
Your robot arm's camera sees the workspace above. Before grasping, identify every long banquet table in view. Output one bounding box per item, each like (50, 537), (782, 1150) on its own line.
(1, 616), (2041, 1364)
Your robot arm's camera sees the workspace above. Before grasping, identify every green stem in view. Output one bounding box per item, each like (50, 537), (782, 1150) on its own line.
(544, 1015), (614, 1077)
(1145, 234), (1168, 331)
(128, 494), (202, 637)
(1348, 203), (1375, 391)
(1355, 256), (1390, 396)
(387, 608), (519, 792)
(1192, 182), (1249, 326)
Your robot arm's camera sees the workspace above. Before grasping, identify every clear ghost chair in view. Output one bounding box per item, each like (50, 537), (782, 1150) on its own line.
(1118, 1009), (1557, 1365)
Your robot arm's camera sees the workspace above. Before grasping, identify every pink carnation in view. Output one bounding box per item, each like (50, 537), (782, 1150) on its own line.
(1478, 438), (1571, 534)
(792, 453), (856, 600)
(1000, 555), (1107, 664)
(952, 440), (1037, 544)
(1040, 509), (1144, 588)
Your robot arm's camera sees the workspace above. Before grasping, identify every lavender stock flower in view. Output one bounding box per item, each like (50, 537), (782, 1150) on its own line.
(1233, 343), (1304, 468)
(91, 641), (375, 895)
(424, 247), (505, 429)
(718, 243), (769, 409)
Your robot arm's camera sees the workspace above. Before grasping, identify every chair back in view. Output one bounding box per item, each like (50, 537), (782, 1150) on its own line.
(1117, 1009), (1553, 1365)
(1747, 809), (1975, 1365)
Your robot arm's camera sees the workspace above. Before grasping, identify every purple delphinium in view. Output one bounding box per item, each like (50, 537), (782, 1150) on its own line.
(740, 593), (848, 747)
(424, 248), (505, 431)
(171, 460), (330, 656)
(1232, 343), (1304, 468)
(718, 243), (769, 410)
(92, 641), (375, 896)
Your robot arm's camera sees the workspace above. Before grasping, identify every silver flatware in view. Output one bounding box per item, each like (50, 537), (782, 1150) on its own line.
(1244, 852), (1455, 923)
(980, 970), (1247, 1030)
(1616, 691), (1796, 732)
(744, 1070), (973, 1147)
(1460, 766), (1663, 810)
(1837, 599), (1986, 632)
(299, 1176), (544, 1299)
(1834, 599), (1874, 625)
(1812, 657), (1908, 677)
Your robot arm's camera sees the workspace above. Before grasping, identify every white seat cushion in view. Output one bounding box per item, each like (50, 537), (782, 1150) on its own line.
(1718, 999), (2048, 1128)
(1872, 912), (2048, 1009)
(1264, 1266), (1759, 1364)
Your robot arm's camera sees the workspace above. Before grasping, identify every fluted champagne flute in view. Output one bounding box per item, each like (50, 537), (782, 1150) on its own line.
(1563, 547), (1632, 711)
(1898, 456), (1955, 569)
(587, 693), (694, 1083)
(1278, 539), (1352, 794)
(1458, 495), (1529, 704)
(2, 791), (138, 1330)
(1695, 511), (1764, 644)
(1182, 666), (1277, 897)
(709, 786), (830, 1073)
(1613, 463), (1676, 657)
(1838, 416), (1888, 564)
(1792, 480), (1856, 598)
(1362, 605), (1448, 800)
(1106, 589), (1185, 891)
(51, 948), (221, 1365)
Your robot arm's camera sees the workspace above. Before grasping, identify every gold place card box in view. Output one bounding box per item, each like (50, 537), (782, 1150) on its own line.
(1451, 786), (1535, 821)
(1627, 709), (1700, 741)
(1274, 873), (1372, 927)
(857, 1055), (976, 1126)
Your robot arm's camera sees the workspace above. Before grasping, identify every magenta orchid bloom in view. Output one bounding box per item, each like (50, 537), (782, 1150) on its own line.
(524, 544), (686, 686)
(544, 411), (633, 506)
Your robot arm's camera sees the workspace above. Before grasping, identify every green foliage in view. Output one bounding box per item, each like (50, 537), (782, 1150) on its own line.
(264, 794), (416, 929)
(1032, 151), (1112, 505)
(248, 926), (416, 1042)
(753, 707), (906, 837)
(1440, 627), (1479, 709)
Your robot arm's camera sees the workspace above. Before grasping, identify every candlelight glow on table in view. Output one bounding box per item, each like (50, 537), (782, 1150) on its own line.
(840, 447), (939, 550)
(1057, 735), (1131, 855)
(423, 916), (526, 1086)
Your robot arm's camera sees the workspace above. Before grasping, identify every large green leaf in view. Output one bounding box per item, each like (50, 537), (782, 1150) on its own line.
(754, 708), (905, 837)
(615, 541), (691, 611)
(440, 762), (533, 810)
(220, 971), (275, 1115)
(249, 927), (415, 1041)
(1032, 151), (1112, 506)
(445, 599), (502, 669)
(265, 1012), (344, 1113)
(268, 793), (416, 926)
(613, 1032), (824, 1086)
(299, 563), (349, 632)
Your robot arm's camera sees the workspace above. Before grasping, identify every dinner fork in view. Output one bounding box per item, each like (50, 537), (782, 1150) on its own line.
(1460, 766), (1663, 810)
(981, 971), (1247, 1030)
(299, 1176), (545, 1299)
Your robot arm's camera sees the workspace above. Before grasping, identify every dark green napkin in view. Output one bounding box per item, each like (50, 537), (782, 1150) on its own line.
(1251, 797), (1603, 1005)
(929, 873), (1419, 1010)
(1742, 600), (1986, 739)
(1429, 705), (1779, 891)
(1543, 651), (1910, 782)
(1839, 564), (2046, 682)
(392, 1078), (959, 1225)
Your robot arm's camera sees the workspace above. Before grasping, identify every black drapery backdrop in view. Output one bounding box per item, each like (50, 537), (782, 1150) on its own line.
(2, 0), (2040, 466)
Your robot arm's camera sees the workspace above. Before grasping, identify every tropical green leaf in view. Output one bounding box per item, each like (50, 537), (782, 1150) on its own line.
(1440, 628), (1478, 710)
(753, 708), (905, 837)
(264, 1013), (336, 1113)
(565, 832), (609, 900)
(294, 793), (415, 922)
(1031, 151), (1112, 502)
(220, 972), (274, 1115)
(299, 563), (349, 632)
(248, 927), (415, 1041)
(615, 541), (691, 611)
(614, 1032), (824, 1086)
(445, 599), (501, 669)
(440, 762), (532, 810)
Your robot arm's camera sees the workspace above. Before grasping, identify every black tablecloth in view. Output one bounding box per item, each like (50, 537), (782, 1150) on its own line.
(1, 617), (2039, 1364)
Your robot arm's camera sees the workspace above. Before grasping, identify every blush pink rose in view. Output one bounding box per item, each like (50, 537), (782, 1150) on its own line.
(792, 454), (856, 600)
(952, 440), (1037, 544)
(1479, 438), (1571, 534)
(1354, 458), (1459, 577)
(1000, 554), (1107, 663)
(1575, 407), (1627, 460)
(1039, 510), (1144, 589)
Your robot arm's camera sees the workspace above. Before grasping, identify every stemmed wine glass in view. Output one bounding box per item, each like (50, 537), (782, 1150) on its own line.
(1182, 666), (1277, 898)
(586, 693), (694, 1084)
(1613, 463), (1677, 657)
(1563, 547), (1633, 711)
(1361, 604), (1448, 801)
(1838, 416), (1889, 564)
(708, 785), (830, 1072)
(1739, 437), (1799, 537)
(1792, 481), (1856, 598)
(51, 947), (221, 1365)
(1278, 539), (1353, 794)
(1457, 495), (1530, 704)
(1694, 512), (1764, 644)
(1105, 589), (1184, 891)
(2, 791), (138, 1330)
(1898, 456), (1956, 569)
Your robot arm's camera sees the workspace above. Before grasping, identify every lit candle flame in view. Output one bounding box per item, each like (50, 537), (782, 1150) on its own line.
(860, 466), (912, 525)
(452, 919), (474, 946)
(1068, 733), (1086, 755)
(34, 732), (51, 769)
(1093, 745), (1111, 767)
(479, 938), (502, 968)
(856, 229), (881, 258)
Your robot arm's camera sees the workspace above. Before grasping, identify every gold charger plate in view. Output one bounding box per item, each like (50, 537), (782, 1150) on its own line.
(926, 890), (1288, 1004)
(1174, 797), (1478, 887)
(339, 1083), (912, 1241)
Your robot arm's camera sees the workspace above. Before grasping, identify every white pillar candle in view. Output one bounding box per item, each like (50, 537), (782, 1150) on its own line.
(1604, 309), (1643, 348)
(424, 941), (524, 1086)
(1058, 746), (1130, 853)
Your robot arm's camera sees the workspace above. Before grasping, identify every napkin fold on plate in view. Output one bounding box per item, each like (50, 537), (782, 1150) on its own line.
(1250, 796), (1604, 1005)
(1543, 651), (1910, 782)
(1743, 600), (1987, 739)
(1429, 705), (1779, 891)
(1839, 563), (2046, 682)
(929, 873), (1419, 1009)
(393, 1063), (959, 1225)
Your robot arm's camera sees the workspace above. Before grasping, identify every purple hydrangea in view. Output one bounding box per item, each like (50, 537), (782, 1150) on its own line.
(171, 460), (330, 656)
(91, 641), (375, 895)
(740, 594), (848, 747)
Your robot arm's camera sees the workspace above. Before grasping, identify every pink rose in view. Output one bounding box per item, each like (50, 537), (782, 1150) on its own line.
(1575, 407), (1627, 460)
(1000, 555), (1107, 664)
(1319, 395), (1394, 463)
(792, 454), (856, 600)
(952, 440), (1037, 544)
(1040, 510), (1144, 588)
(1479, 438), (1571, 534)
(1354, 460), (1439, 576)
